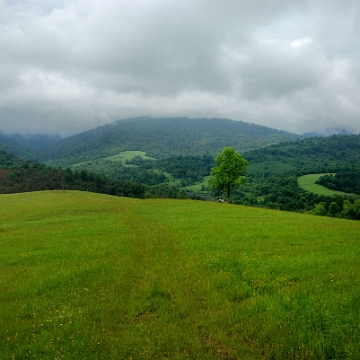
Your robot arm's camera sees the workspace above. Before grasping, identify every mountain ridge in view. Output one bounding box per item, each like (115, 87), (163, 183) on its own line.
(37, 117), (302, 162)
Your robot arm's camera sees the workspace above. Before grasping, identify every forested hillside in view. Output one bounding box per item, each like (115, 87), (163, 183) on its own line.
(233, 134), (360, 219)
(1, 127), (360, 220)
(317, 168), (360, 195)
(40, 117), (300, 164)
(57, 134), (360, 190)
(6, 133), (61, 150)
(0, 132), (40, 160)
(246, 134), (360, 175)
(0, 151), (147, 198)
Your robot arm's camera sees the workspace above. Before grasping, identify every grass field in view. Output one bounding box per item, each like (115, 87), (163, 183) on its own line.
(102, 151), (155, 165)
(69, 151), (156, 171)
(1, 191), (360, 359)
(184, 176), (211, 192)
(297, 173), (350, 196)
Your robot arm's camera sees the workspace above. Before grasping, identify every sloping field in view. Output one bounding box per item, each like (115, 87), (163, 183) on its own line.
(1, 191), (360, 359)
(298, 173), (348, 196)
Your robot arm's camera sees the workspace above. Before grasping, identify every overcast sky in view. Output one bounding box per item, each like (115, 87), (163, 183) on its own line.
(1, 0), (360, 137)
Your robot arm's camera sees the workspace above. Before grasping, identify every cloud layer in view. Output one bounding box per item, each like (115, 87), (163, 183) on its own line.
(1, 0), (360, 136)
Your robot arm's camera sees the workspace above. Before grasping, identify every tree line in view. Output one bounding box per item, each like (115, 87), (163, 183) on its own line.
(316, 167), (360, 195)
(0, 150), (188, 199)
(2, 131), (360, 221)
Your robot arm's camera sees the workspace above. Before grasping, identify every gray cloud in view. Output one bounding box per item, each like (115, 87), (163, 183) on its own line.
(1, 0), (360, 136)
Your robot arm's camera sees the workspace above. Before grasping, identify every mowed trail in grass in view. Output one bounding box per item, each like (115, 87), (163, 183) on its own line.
(1, 191), (360, 359)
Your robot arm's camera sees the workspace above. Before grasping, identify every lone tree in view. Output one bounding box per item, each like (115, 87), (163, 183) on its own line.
(208, 147), (248, 200)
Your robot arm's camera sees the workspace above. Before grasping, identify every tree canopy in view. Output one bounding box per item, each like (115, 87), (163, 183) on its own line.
(208, 147), (248, 199)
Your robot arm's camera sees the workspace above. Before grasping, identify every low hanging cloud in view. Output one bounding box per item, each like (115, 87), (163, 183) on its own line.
(1, 0), (360, 136)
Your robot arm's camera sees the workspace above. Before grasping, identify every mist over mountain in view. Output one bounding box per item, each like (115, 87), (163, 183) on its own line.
(0, 132), (40, 160)
(303, 126), (356, 138)
(2, 1), (360, 137)
(6, 133), (62, 150)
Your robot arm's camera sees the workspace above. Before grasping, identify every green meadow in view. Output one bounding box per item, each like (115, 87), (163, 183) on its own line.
(1, 191), (360, 359)
(102, 151), (156, 165)
(184, 176), (211, 192)
(298, 174), (349, 196)
(69, 151), (155, 170)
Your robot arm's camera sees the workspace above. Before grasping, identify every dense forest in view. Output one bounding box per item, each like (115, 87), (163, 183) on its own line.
(5, 133), (61, 150)
(37, 117), (301, 164)
(0, 132), (40, 160)
(316, 168), (360, 195)
(245, 134), (360, 175)
(0, 151), (146, 198)
(0, 150), (192, 199)
(231, 173), (360, 220)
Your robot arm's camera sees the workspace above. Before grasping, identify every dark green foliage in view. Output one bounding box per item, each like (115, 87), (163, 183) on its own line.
(233, 173), (319, 211)
(0, 134), (40, 160)
(246, 134), (360, 175)
(343, 200), (360, 220)
(317, 167), (360, 195)
(125, 155), (152, 166)
(208, 147), (248, 198)
(0, 151), (146, 198)
(145, 184), (188, 199)
(231, 171), (360, 220)
(310, 196), (360, 220)
(6, 133), (61, 150)
(0, 150), (191, 200)
(39, 117), (300, 163)
(66, 160), (167, 186)
(149, 155), (214, 185)
(0, 150), (26, 168)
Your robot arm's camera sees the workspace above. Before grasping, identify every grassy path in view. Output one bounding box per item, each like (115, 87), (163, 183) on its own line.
(112, 200), (249, 358)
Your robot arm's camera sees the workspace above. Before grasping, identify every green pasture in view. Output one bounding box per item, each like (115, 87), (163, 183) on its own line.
(184, 175), (211, 192)
(69, 151), (155, 170)
(103, 151), (155, 164)
(297, 173), (349, 196)
(1, 191), (360, 359)
(162, 171), (181, 186)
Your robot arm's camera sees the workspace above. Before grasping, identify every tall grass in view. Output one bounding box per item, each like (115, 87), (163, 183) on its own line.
(1, 191), (359, 359)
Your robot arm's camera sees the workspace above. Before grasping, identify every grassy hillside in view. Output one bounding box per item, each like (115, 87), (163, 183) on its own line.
(298, 174), (348, 196)
(1, 191), (360, 359)
(246, 134), (360, 175)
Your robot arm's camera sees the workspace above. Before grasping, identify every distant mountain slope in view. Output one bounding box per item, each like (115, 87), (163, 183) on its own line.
(6, 133), (61, 150)
(41, 117), (301, 163)
(0, 132), (40, 160)
(246, 134), (360, 175)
